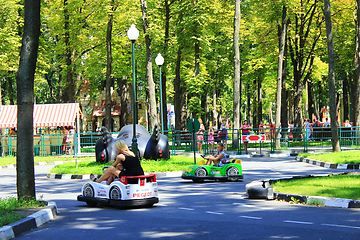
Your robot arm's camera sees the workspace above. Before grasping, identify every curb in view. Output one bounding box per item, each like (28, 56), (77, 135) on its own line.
(47, 171), (183, 180)
(0, 201), (59, 240)
(246, 172), (360, 209)
(295, 156), (360, 169)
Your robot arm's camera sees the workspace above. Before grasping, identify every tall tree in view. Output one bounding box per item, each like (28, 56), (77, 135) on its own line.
(354, 0), (360, 127)
(233, 0), (241, 148)
(275, 6), (287, 149)
(141, 0), (158, 131)
(16, 0), (41, 200)
(174, 46), (186, 130)
(105, 0), (115, 131)
(288, 0), (322, 134)
(324, 0), (340, 151)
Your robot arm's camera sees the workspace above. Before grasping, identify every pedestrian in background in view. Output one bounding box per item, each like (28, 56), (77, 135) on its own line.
(208, 126), (215, 154)
(196, 118), (205, 153)
(220, 120), (228, 151)
(241, 120), (251, 154)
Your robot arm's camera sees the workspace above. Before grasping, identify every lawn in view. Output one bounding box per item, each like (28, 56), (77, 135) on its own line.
(49, 155), (196, 175)
(0, 197), (47, 227)
(272, 173), (360, 200)
(299, 150), (360, 164)
(0, 156), (94, 166)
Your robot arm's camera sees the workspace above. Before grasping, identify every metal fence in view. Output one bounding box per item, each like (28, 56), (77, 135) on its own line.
(1, 126), (359, 157)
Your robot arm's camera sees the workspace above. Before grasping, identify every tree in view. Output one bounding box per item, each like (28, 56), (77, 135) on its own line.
(16, 0), (41, 200)
(324, 0), (340, 151)
(141, 0), (158, 131)
(233, 0), (241, 148)
(275, 6), (287, 149)
(288, 0), (323, 133)
(105, 0), (115, 131)
(354, 0), (360, 127)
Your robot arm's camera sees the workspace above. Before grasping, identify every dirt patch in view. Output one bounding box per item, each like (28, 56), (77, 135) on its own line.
(14, 207), (45, 218)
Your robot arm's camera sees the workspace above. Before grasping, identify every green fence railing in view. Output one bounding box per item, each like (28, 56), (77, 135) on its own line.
(1, 126), (359, 157)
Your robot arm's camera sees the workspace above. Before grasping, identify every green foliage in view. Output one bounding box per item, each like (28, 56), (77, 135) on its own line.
(299, 150), (360, 164)
(0, 0), (357, 126)
(307, 198), (325, 206)
(273, 173), (360, 200)
(0, 196), (47, 227)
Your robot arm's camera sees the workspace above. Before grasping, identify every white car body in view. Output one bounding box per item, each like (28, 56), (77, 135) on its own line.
(77, 174), (159, 207)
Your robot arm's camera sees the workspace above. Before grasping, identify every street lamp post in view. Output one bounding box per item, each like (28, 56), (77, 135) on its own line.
(127, 24), (139, 156)
(155, 53), (165, 134)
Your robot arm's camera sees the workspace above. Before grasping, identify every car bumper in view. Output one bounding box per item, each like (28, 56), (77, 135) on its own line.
(77, 195), (159, 207)
(181, 174), (243, 181)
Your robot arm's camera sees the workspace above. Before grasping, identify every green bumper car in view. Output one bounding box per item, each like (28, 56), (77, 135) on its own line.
(181, 159), (243, 182)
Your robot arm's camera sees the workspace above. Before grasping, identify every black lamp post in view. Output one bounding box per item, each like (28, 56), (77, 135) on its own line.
(127, 24), (139, 156)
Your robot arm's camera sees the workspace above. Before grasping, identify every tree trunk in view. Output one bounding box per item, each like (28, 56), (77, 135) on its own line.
(253, 78), (258, 131)
(45, 72), (56, 102)
(257, 75), (262, 129)
(63, 0), (76, 103)
(16, 0), (41, 200)
(324, 0), (340, 151)
(161, 0), (171, 132)
(342, 73), (349, 121)
(205, 90), (210, 128)
(141, 0), (158, 131)
(105, 1), (114, 131)
(275, 12), (287, 148)
(212, 82), (218, 129)
(281, 38), (288, 136)
(308, 80), (315, 119)
(233, 0), (241, 148)
(117, 76), (129, 128)
(174, 46), (186, 130)
(353, 0), (360, 127)
(288, 1), (320, 137)
(7, 76), (15, 105)
(246, 83), (251, 121)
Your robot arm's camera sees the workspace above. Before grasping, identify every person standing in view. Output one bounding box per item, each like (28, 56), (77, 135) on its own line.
(220, 120), (228, 151)
(241, 120), (251, 154)
(208, 126), (215, 154)
(196, 118), (205, 153)
(324, 118), (330, 127)
(303, 119), (312, 140)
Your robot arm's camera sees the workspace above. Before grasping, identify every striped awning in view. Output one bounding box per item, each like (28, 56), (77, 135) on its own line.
(0, 103), (80, 129)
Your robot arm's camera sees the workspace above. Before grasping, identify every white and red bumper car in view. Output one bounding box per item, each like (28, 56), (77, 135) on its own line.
(77, 174), (159, 207)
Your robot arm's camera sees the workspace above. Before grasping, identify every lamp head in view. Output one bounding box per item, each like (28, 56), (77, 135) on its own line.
(155, 53), (164, 66)
(127, 24), (139, 41)
(138, 82), (143, 92)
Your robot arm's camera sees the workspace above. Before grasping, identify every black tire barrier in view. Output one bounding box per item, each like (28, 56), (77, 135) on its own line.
(246, 172), (360, 208)
(95, 124), (170, 163)
(246, 181), (274, 200)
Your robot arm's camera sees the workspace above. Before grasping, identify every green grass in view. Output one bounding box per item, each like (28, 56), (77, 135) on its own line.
(0, 156), (95, 166)
(49, 155), (196, 175)
(273, 173), (360, 200)
(299, 150), (360, 164)
(0, 197), (47, 227)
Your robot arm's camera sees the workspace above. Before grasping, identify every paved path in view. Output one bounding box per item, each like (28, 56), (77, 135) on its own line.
(1, 157), (360, 239)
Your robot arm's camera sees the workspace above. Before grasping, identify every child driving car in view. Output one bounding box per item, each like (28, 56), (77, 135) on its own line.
(203, 142), (226, 167)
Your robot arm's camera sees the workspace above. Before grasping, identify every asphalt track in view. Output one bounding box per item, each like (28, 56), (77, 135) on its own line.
(1, 156), (360, 239)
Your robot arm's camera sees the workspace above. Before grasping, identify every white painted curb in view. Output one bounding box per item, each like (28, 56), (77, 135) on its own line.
(0, 201), (58, 240)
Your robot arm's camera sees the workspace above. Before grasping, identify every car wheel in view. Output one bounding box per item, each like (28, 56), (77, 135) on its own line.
(226, 167), (239, 182)
(83, 183), (97, 207)
(194, 167), (207, 177)
(110, 186), (122, 200)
